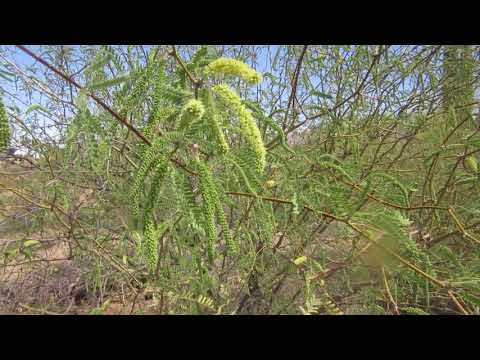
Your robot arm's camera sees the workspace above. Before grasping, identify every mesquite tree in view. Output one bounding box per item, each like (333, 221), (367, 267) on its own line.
(1, 45), (480, 315)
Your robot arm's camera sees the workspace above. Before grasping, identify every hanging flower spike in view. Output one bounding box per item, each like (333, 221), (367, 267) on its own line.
(182, 99), (205, 121)
(179, 99), (206, 130)
(212, 84), (266, 174)
(143, 213), (158, 273)
(205, 58), (262, 85)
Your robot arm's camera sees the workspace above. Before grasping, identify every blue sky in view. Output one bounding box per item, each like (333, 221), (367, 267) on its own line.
(0, 45), (287, 148)
(0, 45), (413, 152)
(1, 45), (478, 154)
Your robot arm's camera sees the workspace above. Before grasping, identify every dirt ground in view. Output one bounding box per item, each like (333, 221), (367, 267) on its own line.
(1, 162), (354, 315)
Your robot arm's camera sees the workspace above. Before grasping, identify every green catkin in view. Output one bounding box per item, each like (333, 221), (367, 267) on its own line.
(130, 138), (166, 217)
(196, 160), (218, 262)
(212, 84), (266, 173)
(245, 102), (295, 155)
(122, 65), (154, 116)
(202, 90), (229, 154)
(143, 213), (158, 273)
(145, 157), (169, 214)
(0, 96), (11, 152)
(216, 201), (237, 255)
(143, 106), (176, 155)
(179, 99), (205, 130)
(144, 66), (169, 138)
(130, 156), (154, 217)
(174, 171), (203, 229)
(204, 58), (262, 85)
(195, 159), (238, 258)
(210, 112), (229, 154)
(465, 156), (479, 174)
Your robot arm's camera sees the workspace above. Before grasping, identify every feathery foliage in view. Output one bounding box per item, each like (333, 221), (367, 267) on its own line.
(2, 45), (480, 315)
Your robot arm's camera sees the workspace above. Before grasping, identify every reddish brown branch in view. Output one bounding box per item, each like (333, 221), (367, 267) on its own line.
(16, 45), (151, 146)
(15, 45), (197, 176)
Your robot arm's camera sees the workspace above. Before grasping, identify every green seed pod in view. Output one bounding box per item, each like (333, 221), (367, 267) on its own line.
(0, 96), (11, 152)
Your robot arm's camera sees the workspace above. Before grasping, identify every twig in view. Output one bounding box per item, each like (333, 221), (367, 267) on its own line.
(16, 45), (150, 145)
(447, 290), (469, 315)
(15, 45), (197, 176)
(381, 266), (400, 315)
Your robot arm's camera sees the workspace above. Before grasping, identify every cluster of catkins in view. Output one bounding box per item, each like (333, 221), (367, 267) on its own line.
(195, 158), (237, 261)
(131, 55), (264, 272)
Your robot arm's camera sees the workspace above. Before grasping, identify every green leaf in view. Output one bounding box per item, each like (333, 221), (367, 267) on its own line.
(85, 53), (112, 77)
(311, 90), (333, 99)
(25, 104), (52, 117)
(0, 70), (15, 82)
(87, 74), (131, 90)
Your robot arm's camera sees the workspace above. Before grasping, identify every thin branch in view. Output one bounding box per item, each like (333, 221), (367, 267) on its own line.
(16, 45), (151, 145)
(381, 266), (400, 315)
(15, 45), (197, 176)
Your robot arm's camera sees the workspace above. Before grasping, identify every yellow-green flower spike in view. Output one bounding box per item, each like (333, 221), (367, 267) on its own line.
(195, 158), (238, 257)
(202, 90), (229, 155)
(0, 97), (11, 152)
(179, 99), (206, 129)
(196, 161), (217, 236)
(183, 99), (205, 120)
(215, 200), (237, 256)
(212, 84), (266, 173)
(205, 58), (262, 85)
